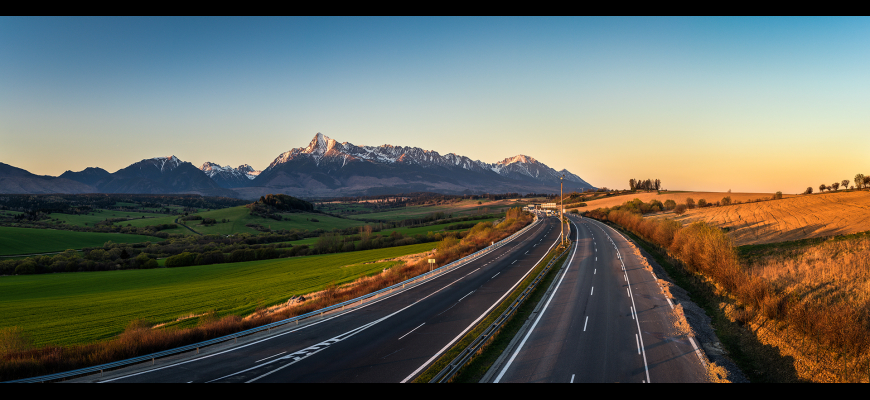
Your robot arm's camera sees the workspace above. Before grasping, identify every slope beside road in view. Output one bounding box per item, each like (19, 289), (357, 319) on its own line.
(486, 214), (708, 383)
(71, 215), (564, 383)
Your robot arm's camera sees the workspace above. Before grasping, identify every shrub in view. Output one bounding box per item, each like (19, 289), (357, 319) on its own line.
(697, 199), (707, 207)
(685, 198), (695, 209)
(673, 204), (688, 215)
(663, 199), (676, 211)
(165, 252), (197, 268)
(773, 191), (783, 200)
(721, 196), (732, 206)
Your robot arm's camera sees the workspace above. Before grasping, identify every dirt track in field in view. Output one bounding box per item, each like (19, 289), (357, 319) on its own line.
(646, 191), (870, 245)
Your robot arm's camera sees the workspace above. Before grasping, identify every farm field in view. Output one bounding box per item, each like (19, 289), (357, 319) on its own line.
(283, 218), (498, 246)
(47, 209), (168, 227)
(648, 190), (870, 246)
(0, 242), (438, 346)
(0, 227), (161, 256)
(583, 191), (795, 211)
(347, 198), (524, 221)
(185, 206), (366, 235)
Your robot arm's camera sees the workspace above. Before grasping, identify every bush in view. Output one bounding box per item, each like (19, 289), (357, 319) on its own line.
(721, 196), (732, 206)
(165, 252), (197, 268)
(674, 204), (688, 215)
(773, 191), (783, 200)
(697, 199), (707, 207)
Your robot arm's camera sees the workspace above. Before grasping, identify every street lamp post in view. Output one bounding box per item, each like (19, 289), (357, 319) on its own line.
(559, 174), (565, 244)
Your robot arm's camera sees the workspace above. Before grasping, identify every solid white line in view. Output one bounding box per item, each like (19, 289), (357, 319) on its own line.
(494, 220), (579, 383)
(570, 374), (575, 383)
(636, 334), (641, 354)
(398, 323), (425, 340)
(583, 316), (588, 331)
(403, 234), (562, 383)
(590, 287), (594, 296)
(254, 351), (286, 363)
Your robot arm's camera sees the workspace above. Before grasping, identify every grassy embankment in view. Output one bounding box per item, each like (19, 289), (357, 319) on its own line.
(594, 208), (870, 382)
(0, 227), (160, 257)
(283, 218), (498, 246)
(0, 242), (437, 347)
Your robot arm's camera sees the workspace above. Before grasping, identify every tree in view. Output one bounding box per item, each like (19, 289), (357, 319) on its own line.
(629, 179), (636, 191)
(819, 184), (826, 193)
(832, 182), (840, 191)
(842, 180), (851, 190)
(685, 197), (695, 209)
(865, 176), (870, 187)
(773, 191), (783, 200)
(804, 187), (813, 195)
(655, 179), (661, 191)
(856, 174), (866, 189)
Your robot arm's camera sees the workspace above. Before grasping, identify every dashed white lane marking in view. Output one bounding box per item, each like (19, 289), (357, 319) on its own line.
(627, 288), (630, 298)
(255, 352), (286, 363)
(457, 290), (475, 302)
(525, 251), (529, 254)
(594, 269), (596, 274)
(590, 287), (594, 296)
(583, 316), (588, 331)
(631, 306), (635, 320)
(570, 374), (575, 383)
(398, 323), (425, 340)
(492, 272), (500, 279)
(636, 334), (641, 354)
(511, 260), (517, 264)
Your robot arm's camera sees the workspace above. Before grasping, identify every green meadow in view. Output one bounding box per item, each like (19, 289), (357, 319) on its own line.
(182, 206), (365, 236)
(346, 199), (517, 221)
(279, 218), (497, 246)
(48, 209), (168, 227)
(0, 227), (161, 256)
(0, 242), (437, 346)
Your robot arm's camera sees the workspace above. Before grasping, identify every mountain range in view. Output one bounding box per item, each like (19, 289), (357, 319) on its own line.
(1, 133), (595, 199)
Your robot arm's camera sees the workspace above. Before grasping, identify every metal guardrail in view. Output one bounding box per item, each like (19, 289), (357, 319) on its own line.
(6, 216), (541, 383)
(429, 241), (572, 383)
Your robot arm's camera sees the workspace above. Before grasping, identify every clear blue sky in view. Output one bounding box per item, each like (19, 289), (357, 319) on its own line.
(2, 17), (868, 193)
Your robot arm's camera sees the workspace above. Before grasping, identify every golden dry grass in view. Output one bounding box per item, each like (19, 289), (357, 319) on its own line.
(648, 190), (870, 245)
(582, 191), (792, 212)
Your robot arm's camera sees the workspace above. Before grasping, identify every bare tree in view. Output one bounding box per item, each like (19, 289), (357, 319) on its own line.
(842, 179), (850, 190)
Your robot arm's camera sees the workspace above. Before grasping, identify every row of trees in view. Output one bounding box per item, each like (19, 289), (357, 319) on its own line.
(628, 178), (661, 192)
(804, 174), (870, 194)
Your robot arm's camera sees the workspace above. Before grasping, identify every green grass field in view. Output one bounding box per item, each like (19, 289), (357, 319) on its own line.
(0, 242), (437, 346)
(0, 227), (162, 256)
(281, 218), (497, 246)
(181, 206), (366, 236)
(347, 199), (520, 221)
(48, 209), (169, 227)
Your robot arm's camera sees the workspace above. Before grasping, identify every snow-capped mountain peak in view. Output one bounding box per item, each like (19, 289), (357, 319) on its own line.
(200, 162), (261, 187)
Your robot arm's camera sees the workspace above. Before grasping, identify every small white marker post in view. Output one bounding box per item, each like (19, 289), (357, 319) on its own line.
(428, 258), (435, 272)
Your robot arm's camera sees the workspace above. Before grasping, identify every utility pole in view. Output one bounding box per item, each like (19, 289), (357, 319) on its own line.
(559, 174), (565, 244)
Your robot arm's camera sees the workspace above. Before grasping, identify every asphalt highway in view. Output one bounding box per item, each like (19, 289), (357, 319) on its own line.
(95, 214), (565, 383)
(489, 214), (708, 383)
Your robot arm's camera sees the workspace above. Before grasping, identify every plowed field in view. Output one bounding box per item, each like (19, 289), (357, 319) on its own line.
(580, 191), (792, 211)
(648, 190), (870, 245)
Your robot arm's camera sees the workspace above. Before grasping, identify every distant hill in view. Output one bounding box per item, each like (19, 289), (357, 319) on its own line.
(0, 162), (97, 194)
(59, 167), (111, 186)
(95, 156), (238, 198)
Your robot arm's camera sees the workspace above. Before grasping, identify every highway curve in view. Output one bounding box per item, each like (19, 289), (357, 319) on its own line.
(88, 215), (565, 383)
(487, 214), (708, 383)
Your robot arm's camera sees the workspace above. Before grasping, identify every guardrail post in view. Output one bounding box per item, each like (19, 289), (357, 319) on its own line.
(196, 347), (199, 354)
